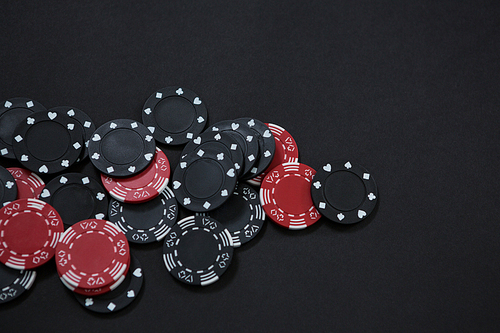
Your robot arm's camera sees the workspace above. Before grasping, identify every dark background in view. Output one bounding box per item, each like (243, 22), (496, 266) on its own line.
(1, 0), (500, 332)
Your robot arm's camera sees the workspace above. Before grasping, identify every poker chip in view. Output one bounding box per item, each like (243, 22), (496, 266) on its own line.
(163, 215), (233, 286)
(236, 118), (275, 180)
(88, 119), (156, 177)
(12, 110), (84, 175)
(0, 263), (36, 304)
(7, 167), (45, 199)
(247, 123), (299, 186)
(101, 147), (170, 203)
(142, 86), (208, 145)
(74, 254), (143, 313)
(0, 166), (17, 206)
(311, 160), (378, 224)
(182, 131), (244, 176)
(209, 120), (260, 176)
(39, 173), (108, 226)
(0, 98), (46, 159)
(198, 183), (265, 247)
(48, 106), (96, 161)
(0, 198), (64, 269)
(108, 187), (178, 244)
(55, 219), (130, 289)
(172, 147), (237, 212)
(260, 162), (321, 230)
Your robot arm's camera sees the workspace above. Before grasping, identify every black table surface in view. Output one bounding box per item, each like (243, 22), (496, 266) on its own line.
(1, 1), (499, 332)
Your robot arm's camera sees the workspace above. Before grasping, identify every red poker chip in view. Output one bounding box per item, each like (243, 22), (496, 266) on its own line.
(101, 147), (170, 203)
(55, 219), (130, 289)
(260, 162), (321, 230)
(7, 167), (45, 199)
(247, 123), (299, 186)
(0, 198), (64, 269)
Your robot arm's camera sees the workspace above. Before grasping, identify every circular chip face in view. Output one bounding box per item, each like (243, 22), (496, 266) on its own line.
(88, 119), (156, 177)
(108, 187), (178, 244)
(172, 148), (237, 212)
(0, 98), (46, 159)
(236, 118), (275, 181)
(0, 166), (17, 206)
(0, 263), (36, 304)
(101, 147), (170, 203)
(7, 167), (45, 199)
(260, 162), (321, 230)
(142, 86), (208, 145)
(247, 123), (299, 186)
(74, 254), (143, 313)
(198, 183), (265, 247)
(182, 131), (245, 176)
(55, 219), (130, 289)
(48, 106), (96, 161)
(163, 215), (233, 286)
(209, 120), (260, 176)
(0, 198), (64, 269)
(39, 173), (108, 226)
(311, 160), (378, 224)
(12, 110), (84, 175)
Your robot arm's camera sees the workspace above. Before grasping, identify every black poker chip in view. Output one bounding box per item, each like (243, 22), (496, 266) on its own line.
(48, 106), (96, 161)
(0, 166), (17, 206)
(236, 118), (275, 180)
(163, 215), (233, 286)
(142, 86), (208, 145)
(73, 254), (143, 313)
(108, 187), (178, 244)
(198, 183), (265, 247)
(0, 98), (46, 159)
(181, 130), (245, 176)
(209, 120), (260, 176)
(88, 119), (156, 177)
(39, 172), (108, 226)
(311, 160), (378, 224)
(12, 110), (84, 174)
(172, 147), (237, 212)
(0, 263), (36, 304)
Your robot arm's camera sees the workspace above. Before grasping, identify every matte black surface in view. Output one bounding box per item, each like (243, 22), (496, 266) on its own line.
(1, 0), (499, 331)
(0, 166), (17, 205)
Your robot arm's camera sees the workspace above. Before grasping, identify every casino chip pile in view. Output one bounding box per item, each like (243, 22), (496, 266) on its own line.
(0, 89), (378, 310)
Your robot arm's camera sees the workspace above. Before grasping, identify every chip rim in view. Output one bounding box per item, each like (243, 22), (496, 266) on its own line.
(0, 264), (37, 304)
(7, 167), (45, 199)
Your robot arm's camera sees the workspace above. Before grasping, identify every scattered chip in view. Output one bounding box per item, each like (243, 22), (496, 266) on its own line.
(48, 106), (96, 161)
(311, 160), (378, 224)
(39, 173), (108, 226)
(73, 254), (143, 313)
(142, 86), (208, 145)
(88, 119), (156, 177)
(108, 187), (178, 244)
(0, 198), (64, 269)
(172, 147), (237, 212)
(260, 162), (321, 230)
(163, 215), (233, 286)
(0, 263), (36, 304)
(101, 147), (170, 203)
(12, 110), (84, 174)
(182, 131), (244, 176)
(247, 123), (299, 186)
(55, 219), (130, 289)
(209, 120), (260, 176)
(7, 167), (45, 199)
(0, 166), (17, 206)
(0, 98), (46, 159)
(198, 183), (265, 247)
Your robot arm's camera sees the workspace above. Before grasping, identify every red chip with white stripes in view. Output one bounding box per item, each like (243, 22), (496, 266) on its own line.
(55, 219), (130, 289)
(7, 167), (45, 199)
(101, 147), (170, 203)
(0, 198), (64, 269)
(260, 162), (321, 230)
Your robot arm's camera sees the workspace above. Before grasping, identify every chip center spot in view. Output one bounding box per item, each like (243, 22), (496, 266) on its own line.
(121, 196), (165, 230)
(25, 121), (71, 161)
(324, 171), (365, 211)
(71, 233), (115, 273)
(176, 229), (218, 270)
(101, 129), (143, 165)
(274, 175), (313, 214)
(154, 96), (195, 133)
(208, 193), (249, 232)
(51, 185), (95, 224)
(3, 212), (48, 254)
(184, 159), (223, 199)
